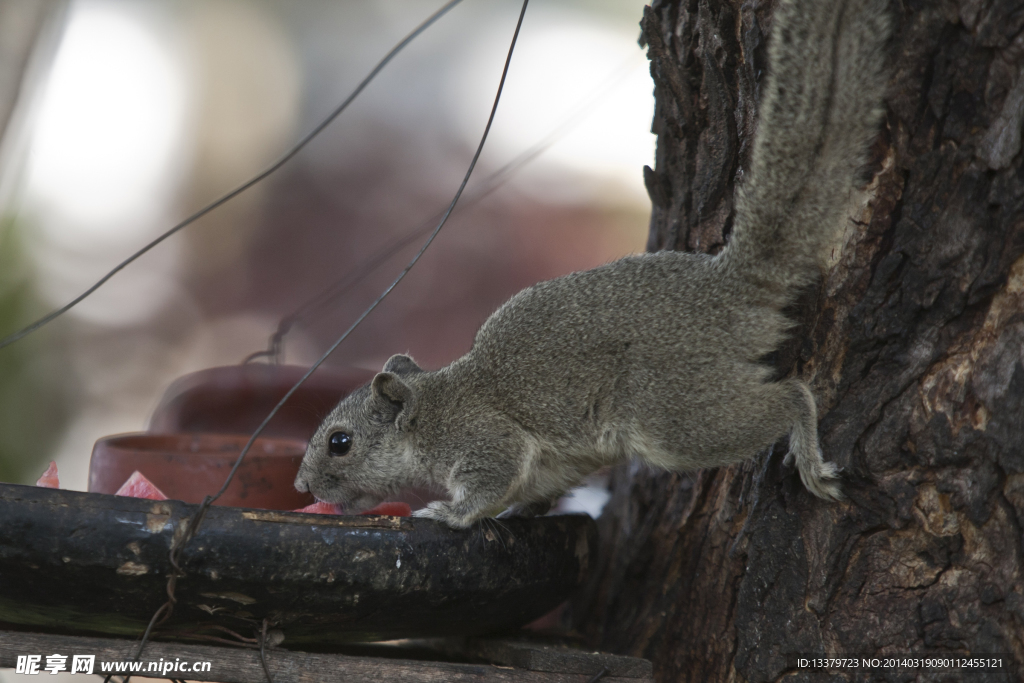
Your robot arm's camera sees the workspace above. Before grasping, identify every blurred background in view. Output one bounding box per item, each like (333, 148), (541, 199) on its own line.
(0, 0), (653, 504)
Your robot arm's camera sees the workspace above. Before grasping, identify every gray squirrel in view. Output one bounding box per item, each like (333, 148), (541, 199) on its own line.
(294, 0), (891, 528)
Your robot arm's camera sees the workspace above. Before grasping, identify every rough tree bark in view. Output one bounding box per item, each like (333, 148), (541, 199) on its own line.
(574, 0), (1024, 681)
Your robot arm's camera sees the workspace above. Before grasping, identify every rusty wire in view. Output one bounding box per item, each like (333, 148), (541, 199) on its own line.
(259, 620), (275, 683)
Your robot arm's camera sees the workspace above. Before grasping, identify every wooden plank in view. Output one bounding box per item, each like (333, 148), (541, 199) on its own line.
(0, 631), (653, 682)
(458, 639), (653, 679)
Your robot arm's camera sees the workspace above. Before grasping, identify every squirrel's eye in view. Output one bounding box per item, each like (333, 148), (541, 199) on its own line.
(328, 431), (352, 456)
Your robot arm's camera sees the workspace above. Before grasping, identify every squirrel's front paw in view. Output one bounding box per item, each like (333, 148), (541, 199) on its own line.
(412, 501), (476, 529)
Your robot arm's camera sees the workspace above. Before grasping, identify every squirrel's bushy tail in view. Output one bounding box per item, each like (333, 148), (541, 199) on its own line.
(719, 0), (890, 308)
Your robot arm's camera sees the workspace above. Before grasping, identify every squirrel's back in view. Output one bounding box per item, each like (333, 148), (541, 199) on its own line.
(469, 251), (781, 367)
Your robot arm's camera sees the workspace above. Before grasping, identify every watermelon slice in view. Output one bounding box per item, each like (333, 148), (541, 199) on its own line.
(292, 500), (412, 516)
(35, 461), (60, 488)
(115, 471), (168, 500)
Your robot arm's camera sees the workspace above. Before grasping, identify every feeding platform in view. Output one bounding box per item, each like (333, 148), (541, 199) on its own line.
(0, 482), (597, 648)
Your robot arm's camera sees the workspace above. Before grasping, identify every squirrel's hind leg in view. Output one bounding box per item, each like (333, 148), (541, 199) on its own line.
(721, 377), (843, 501)
(779, 379), (843, 501)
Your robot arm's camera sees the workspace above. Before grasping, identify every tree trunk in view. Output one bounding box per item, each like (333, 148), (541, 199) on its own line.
(574, 0), (1024, 681)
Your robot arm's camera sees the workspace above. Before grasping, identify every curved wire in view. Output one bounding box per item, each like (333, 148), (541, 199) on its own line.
(208, 0), (531, 507)
(0, 0), (464, 351)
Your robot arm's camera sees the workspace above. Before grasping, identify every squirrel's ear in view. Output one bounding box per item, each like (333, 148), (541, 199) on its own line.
(371, 371), (418, 431)
(382, 354), (423, 376)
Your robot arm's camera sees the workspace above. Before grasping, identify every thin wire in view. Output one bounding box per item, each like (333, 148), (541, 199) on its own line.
(243, 54), (644, 364)
(197, 0), (529, 512)
(259, 620), (275, 683)
(136, 0), (530, 663)
(0, 0), (465, 352)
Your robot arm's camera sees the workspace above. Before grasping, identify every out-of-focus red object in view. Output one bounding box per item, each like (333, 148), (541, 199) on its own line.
(89, 433), (314, 510)
(147, 364), (374, 441)
(292, 500), (412, 517)
(35, 461), (59, 488)
(115, 471), (168, 500)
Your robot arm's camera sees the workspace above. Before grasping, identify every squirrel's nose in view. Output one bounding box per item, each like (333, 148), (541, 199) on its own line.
(294, 469), (309, 493)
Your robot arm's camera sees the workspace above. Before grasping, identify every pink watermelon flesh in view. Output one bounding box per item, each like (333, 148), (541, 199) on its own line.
(294, 501), (343, 515)
(363, 501), (412, 516)
(36, 462), (410, 514)
(292, 500), (412, 517)
(35, 461), (60, 488)
(115, 471), (168, 500)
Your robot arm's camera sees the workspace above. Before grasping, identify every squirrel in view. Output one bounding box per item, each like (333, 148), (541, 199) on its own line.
(294, 0), (891, 529)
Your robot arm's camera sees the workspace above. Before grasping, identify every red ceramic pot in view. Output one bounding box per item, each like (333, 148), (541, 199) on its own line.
(147, 364), (375, 441)
(88, 433), (315, 510)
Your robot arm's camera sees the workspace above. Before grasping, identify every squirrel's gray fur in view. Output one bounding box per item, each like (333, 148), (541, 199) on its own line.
(295, 0), (891, 528)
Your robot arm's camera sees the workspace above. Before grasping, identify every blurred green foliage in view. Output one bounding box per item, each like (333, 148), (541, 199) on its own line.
(0, 214), (70, 484)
